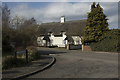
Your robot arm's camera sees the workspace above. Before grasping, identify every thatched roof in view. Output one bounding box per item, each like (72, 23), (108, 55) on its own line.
(39, 19), (86, 36)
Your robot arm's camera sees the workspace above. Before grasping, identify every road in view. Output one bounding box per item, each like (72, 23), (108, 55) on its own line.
(27, 47), (118, 78)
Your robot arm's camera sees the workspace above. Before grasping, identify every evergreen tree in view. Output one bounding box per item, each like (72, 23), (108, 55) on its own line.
(82, 2), (109, 44)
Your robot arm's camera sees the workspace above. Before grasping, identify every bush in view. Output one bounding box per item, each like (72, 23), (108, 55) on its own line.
(2, 46), (40, 70)
(2, 56), (26, 70)
(90, 29), (120, 52)
(27, 46), (40, 61)
(2, 45), (13, 52)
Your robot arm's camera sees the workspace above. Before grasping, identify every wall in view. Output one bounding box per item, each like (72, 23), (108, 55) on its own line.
(82, 45), (91, 51)
(52, 37), (65, 47)
(50, 34), (67, 47)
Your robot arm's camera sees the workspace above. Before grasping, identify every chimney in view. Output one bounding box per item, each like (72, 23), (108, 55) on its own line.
(60, 16), (65, 23)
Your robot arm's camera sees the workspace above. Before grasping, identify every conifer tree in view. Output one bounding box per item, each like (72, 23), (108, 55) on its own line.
(82, 2), (109, 44)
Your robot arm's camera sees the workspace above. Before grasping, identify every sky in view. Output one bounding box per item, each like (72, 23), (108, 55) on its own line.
(0, 6), (1, 26)
(0, 0), (120, 2)
(1, 1), (119, 29)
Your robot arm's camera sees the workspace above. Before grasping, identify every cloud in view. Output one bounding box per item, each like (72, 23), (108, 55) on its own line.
(42, 3), (91, 20)
(10, 2), (92, 23)
(100, 2), (118, 29)
(1, 0), (120, 2)
(9, 2), (118, 29)
(107, 15), (118, 29)
(10, 4), (43, 19)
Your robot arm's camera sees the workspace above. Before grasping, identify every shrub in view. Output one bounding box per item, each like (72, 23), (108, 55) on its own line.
(90, 29), (120, 52)
(27, 46), (40, 61)
(2, 45), (13, 52)
(2, 46), (40, 70)
(2, 56), (26, 70)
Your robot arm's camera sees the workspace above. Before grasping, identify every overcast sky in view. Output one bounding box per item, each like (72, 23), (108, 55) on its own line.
(2, 2), (119, 29)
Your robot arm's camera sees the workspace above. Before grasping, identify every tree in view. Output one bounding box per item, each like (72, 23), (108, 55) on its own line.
(2, 4), (13, 52)
(0, 5), (2, 46)
(21, 17), (36, 28)
(9, 15), (25, 29)
(0, 5), (2, 26)
(2, 4), (40, 52)
(2, 4), (10, 28)
(82, 2), (109, 44)
(14, 17), (39, 47)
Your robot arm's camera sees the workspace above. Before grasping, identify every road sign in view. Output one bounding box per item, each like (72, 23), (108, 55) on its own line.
(14, 49), (28, 63)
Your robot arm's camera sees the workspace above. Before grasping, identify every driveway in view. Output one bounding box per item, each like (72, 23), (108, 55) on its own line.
(27, 47), (118, 78)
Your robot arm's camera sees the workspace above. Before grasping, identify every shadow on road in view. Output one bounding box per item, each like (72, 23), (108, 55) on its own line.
(3, 71), (20, 74)
(37, 50), (67, 55)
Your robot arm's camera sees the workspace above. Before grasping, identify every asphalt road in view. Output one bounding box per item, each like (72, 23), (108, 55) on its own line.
(27, 47), (118, 78)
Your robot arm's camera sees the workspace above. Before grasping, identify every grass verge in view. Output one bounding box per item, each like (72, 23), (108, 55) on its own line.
(2, 46), (40, 70)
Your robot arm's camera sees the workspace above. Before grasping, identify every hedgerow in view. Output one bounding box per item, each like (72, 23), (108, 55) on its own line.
(90, 29), (120, 52)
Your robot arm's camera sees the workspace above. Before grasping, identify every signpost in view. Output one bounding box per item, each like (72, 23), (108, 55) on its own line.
(14, 49), (28, 63)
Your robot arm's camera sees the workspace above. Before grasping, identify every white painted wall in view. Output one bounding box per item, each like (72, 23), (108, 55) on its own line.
(50, 34), (67, 47)
(38, 33), (82, 47)
(37, 36), (44, 46)
(72, 36), (82, 45)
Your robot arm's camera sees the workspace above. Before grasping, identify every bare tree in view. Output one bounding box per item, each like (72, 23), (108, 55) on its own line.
(9, 15), (25, 29)
(2, 4), (10, 28)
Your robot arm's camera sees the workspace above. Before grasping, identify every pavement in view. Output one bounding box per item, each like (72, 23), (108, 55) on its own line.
(2, 55), (56, 80)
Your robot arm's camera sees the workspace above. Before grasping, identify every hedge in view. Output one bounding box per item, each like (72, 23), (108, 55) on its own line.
(90, 29), (120, 52)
